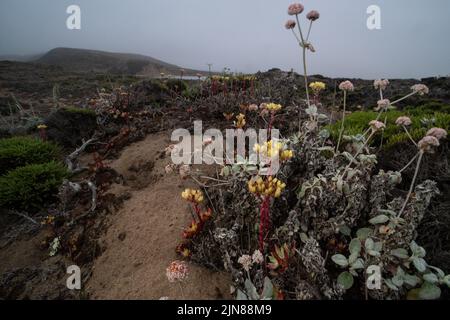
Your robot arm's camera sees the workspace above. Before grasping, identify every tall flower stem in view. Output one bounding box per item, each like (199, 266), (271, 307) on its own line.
(336, 91), (347, 151)
(398, 151), (424, 218)
(295, 15), (310, 107)
(399, 152), (419, 173)
(402, 126), (418, 146)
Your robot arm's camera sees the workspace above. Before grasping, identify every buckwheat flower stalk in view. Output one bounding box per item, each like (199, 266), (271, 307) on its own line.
(336, 80), (354, 151)
(395, 116), (417, 146)
(166, 260), (189, 299)
(398, 135), (440, 217)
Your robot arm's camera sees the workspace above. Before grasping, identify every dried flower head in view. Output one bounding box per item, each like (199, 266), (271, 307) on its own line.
(288, 3), (304, 15)
(248, 104), (259, 111)
(252, 250), (264, 264)
(374, 79), (390, 91)
(426, 127), (447, 140)
(181, 188), (204, 204)
(395, 116), (412, 127)
(306, 10), (320, 21)
(165, 164), (175, 174)
(285, 20), (296, 30)
(418, 135), (440, 153)
(369, 120), (386, 132)
(338, 80), (354, 92)
(238, 254), (253, 272)
(166, 260), (189, 282)
(411, 84), (429, 95)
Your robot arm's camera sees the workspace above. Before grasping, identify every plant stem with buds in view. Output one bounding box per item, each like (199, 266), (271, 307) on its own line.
(336, 91), (347, 151)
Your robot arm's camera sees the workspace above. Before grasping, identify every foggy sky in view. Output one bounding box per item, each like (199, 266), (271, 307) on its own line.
(1, 0), (449, 79)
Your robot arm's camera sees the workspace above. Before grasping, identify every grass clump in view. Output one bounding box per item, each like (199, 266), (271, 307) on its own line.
(327, 104), (450, 149)
(0, 161), (68, 212)
(0, 137), (60, 175)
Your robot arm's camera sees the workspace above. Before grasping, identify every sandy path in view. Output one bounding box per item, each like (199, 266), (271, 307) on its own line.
(86, 132), (230, 299)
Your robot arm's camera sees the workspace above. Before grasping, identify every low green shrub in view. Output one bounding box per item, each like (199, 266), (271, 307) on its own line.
(0, 161), (68, 212)
(0, 137), (60, 175)
(327, 104), (450, 150)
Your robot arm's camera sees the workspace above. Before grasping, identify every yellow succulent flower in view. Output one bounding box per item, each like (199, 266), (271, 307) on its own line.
(235, 113), (246, 129)
(181, 189), (204, 204)
(248, 176), (286, 198)
(309, 81), (326, 93)
(266, 103), (282, 112)
(253, 140), (294, 162)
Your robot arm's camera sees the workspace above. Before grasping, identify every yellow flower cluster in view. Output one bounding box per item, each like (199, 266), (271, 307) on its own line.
(253, 140), (294, 161)
(181, 189), (204, 204)
(265, 103), (282, 112)
(37, 124), (48, 130)
(309, 81), (326, 93)
(236, 113), (246, 128)
(248, 176), (286, 198)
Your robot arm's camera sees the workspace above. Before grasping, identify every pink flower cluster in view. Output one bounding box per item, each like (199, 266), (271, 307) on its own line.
(369, 120), (386, 132)
(411, 84), (429, 95)
(427, 127), (447, 140)
(339, 80), (355, 92)
(306, 10), (320, 21)
(285, 20), (296, 30)
(395, 116), (412, 127)
(374, 79), (390, 91)
(166, 260), (189, 283)
(288, 3), (304, 15)
(377, 99), (391, 110)
(418, 136), (440, 153)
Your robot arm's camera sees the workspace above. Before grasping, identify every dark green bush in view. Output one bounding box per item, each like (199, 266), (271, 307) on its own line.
(327, 104), (450, 149)
(0, 137), (60, 175)
(166, 79), (188, 92)
(0, 161), (68, 212)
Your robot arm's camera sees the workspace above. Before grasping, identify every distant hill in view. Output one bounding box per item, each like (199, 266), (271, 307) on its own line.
(35, 47), (206, 77)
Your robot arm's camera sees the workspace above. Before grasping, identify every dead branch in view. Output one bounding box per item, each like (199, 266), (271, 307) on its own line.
(65, 137), (97, 172)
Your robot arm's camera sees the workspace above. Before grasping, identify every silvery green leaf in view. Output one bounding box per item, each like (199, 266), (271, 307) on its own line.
(236, 289), (248, 300)
(390, 248), (409, 259)
(369, 215), (390, 225)
(378, 209), (397, 217)
(418, 282), (441, 300)
(428, 266), (445, 278)
(373, 242), (383, 252)
(337, 272), (354, 290)
(318, 129), (330, 139)
(396, 267), (405, 277)
(356, 228), (373, 241)
(412, 257), (427, 273)
(261, 277), (273, 300)
(443, 275), (450, 287)
(392, 275), (404, 287)
(339, 225), (351, 237)
(403, 274), (421, 287)
(423, 273), (439, 284)
(368, 250), (381, 257)
(336, 177), (343, 192)
(299, 232), (309, 244)
(348, 252), (358, 265)
(365, 238), (375, 251)
(350, 258), (365, 270)
(244, 278), (259, 300)
(332, 254), (349, 268)
(349, 238), (361, 255)
(410, 241), (426, 258)
(385, 279), (399, 291)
